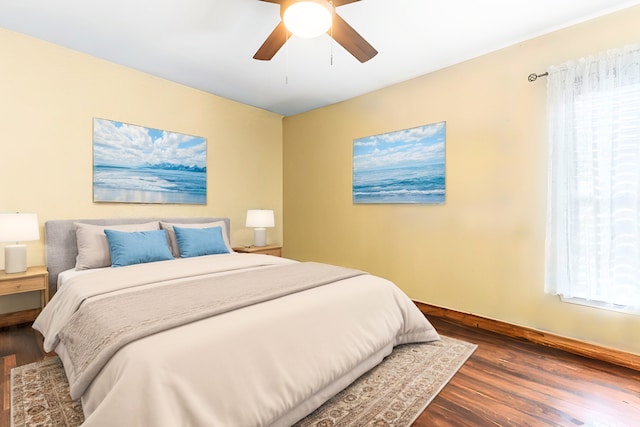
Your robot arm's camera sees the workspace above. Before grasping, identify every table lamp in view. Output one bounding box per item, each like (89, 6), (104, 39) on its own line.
(0, 213), (40, 273)
(246, 210), (274, 247)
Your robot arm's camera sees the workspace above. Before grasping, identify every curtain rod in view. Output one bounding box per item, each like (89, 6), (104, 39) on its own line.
(528, 72), (548, 82)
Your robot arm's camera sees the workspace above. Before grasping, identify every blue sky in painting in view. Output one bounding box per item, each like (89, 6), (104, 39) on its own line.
(93, 118), (206, 168)
(353, 122), (445, 171)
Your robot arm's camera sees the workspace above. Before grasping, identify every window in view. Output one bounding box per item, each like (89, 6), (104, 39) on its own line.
(545, 45), (640, 313)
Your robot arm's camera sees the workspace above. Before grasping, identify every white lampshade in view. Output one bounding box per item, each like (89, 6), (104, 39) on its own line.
(283, 0), (332, 38)
(246, 210), (275, 228)
(0, 213), (39, 274)
(246, 210), (275, 247)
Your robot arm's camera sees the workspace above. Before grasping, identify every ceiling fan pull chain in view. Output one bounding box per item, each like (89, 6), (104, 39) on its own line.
(285, 28), (290, 84)
(330, 43), (334, 66)
(330, 2), (334, 66)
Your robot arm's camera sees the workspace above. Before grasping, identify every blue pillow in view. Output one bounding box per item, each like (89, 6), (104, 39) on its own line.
(173, 226), (230, 258)
(104, 229), (174, 267)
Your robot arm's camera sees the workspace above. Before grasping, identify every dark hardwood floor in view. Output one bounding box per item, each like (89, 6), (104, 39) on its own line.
(1, 317), (639, 426)
(418, 317), (640, 426)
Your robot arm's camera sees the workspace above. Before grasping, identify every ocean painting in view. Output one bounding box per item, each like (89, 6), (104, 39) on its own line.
(93, 118), (207, 204)
(353, 122), (445, 204)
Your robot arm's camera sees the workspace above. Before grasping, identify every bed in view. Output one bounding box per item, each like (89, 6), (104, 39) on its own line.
(34, 217), (439, 426)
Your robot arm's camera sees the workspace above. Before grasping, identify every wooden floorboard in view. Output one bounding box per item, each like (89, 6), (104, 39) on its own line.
(416, 317), (640, 426)
(2, 355), (15, 422)
(1, 323), (47, 427)
(1, 318), (639, 426)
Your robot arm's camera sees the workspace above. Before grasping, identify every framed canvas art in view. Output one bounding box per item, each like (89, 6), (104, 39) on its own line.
(353, 121), (446, 204)
(93, 118), (207, 204)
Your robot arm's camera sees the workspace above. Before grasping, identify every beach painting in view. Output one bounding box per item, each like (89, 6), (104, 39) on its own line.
(353, 122), (446, 204)
(93, 118), (207, 204)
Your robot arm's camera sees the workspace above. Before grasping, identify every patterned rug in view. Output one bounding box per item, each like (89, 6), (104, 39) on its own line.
(11, 336), (476, 427)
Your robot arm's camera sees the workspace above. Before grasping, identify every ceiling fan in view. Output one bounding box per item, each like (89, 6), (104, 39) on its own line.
(253, 0), (378, 63)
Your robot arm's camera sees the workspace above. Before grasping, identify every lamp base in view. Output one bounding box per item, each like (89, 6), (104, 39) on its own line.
(5, 244), (27, 274)
(253, 228), (267, 247)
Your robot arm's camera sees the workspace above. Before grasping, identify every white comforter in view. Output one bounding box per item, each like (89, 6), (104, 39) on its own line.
(34, 254), (439, 427)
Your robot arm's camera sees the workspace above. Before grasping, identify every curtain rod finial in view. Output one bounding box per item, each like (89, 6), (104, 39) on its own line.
(528, 72), (548, 82)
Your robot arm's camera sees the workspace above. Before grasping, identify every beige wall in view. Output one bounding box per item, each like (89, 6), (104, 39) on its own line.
(283, 6), (640, 355)
(0, 28), (283, 313)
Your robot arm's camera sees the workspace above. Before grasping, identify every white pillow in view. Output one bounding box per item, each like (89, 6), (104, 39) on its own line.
(160, 221), (233, 257)
(74, 221), (160, 270)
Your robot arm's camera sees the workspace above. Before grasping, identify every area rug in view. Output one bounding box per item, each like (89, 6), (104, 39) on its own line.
(11, 336), (476, 427)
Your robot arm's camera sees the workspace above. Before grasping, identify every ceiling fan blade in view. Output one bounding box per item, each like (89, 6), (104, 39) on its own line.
(330, 13), (377, 63)
(258, 0), (281, 3)
(254, 21), (290, 60)
(332, 0), (361, 6)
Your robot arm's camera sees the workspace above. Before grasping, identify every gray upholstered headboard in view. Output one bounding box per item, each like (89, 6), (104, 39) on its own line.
(44, 217), (231, 296)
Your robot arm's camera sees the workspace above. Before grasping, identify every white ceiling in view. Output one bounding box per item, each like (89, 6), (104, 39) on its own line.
(1, 0), (639, 116)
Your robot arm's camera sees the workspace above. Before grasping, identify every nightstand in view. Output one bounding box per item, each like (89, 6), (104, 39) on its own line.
(233, 245), (282, 257)
(0, 266), (49, 327)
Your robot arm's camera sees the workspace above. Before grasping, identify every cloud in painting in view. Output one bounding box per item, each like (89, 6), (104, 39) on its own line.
(93, 118), (206, 168)
(353, 122), (445, 171)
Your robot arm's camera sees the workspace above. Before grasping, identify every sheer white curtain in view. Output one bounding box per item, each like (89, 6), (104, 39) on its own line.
(545, 45), (640, 311)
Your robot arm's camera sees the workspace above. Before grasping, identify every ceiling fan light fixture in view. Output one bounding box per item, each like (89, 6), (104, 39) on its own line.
(283, 0), (332, 38)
